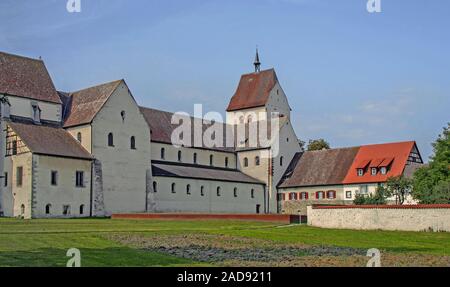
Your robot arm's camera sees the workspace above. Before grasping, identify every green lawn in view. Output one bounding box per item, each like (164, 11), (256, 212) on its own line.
(0, 218), (449, 267)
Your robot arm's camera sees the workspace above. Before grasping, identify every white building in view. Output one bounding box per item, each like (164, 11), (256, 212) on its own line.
(0, 51), (423, 219)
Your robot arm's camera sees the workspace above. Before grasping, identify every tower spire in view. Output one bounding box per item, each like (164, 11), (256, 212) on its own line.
(254, 47), (261, 73)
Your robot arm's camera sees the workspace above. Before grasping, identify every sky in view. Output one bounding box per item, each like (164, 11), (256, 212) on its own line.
(1, 0), (449, 160)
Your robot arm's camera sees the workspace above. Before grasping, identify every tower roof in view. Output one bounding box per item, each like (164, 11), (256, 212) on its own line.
(226, 68), (278, 112)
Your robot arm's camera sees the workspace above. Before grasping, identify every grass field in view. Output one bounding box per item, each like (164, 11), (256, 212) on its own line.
(0, 218), (449, 267)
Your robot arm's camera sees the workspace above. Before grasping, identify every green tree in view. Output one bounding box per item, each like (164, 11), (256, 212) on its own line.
(307, 139), (330, 151)
(382, 176), (413, 205)
(353, 187), (388, 205)
(413, 123), (450, 204)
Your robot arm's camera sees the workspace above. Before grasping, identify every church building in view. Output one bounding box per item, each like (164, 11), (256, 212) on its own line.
(0, 51), (423, 219)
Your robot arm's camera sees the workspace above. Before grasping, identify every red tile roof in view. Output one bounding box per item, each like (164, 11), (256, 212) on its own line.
(62, 80), (122, 127)
(0, 52), (61, 104)
(343, 141), (416, 184)
(226, 69), (278, 112)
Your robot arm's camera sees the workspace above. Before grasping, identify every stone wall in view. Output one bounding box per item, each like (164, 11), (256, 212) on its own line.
(282, 200), (351, 216)
(307, 205), (450, 232)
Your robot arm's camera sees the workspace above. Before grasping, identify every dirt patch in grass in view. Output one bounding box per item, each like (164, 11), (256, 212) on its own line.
(109, 233), (450, 267)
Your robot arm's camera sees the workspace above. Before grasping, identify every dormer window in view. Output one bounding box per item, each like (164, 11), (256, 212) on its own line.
(357, 169), (364, 177)
(31, 103), (41, 123)
(380, 167), (387, 175)
(371, 168), (377, 176)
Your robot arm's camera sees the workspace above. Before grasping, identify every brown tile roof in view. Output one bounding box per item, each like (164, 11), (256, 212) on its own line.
(0, 52), (61, 104)
(7, 121), (92, 160)
(139, 106), (235, 153)
(62, 80), (122, 127)
(278, 147), (360, 188)
(152, 161), (263, 185)
(227, 69), (278, 112)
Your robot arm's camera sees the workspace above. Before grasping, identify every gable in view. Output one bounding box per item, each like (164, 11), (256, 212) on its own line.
(62, 80), (122, 127)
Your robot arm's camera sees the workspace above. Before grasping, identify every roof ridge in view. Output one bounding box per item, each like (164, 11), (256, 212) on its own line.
(240, 67), (275, 77)
(0, 51), (43, 62)
(69, 79), (123, 95)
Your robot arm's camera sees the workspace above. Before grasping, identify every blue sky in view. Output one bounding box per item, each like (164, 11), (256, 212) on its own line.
(1, 0), (449, 160)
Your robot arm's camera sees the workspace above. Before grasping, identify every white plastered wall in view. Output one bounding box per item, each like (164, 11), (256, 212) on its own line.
(91, 81), (151, 215)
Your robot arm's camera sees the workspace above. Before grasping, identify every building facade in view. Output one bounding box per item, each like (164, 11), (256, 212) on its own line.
(0, 51), (423, 218)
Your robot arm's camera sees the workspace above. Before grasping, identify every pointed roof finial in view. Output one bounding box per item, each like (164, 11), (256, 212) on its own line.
(254, 47), (261, 73)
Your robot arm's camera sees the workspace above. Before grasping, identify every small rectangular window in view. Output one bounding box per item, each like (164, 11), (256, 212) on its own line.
(51, 171), (58, 186)
(12, 140), (17, 155)
(76, 171), (84, 187)
(16, 167), (23, 187)
(371, 168), (377, 176)
(380, 167), (387, 175)
(346, 191), (352, 199)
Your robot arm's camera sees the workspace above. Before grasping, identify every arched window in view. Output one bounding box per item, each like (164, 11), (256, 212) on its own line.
(234, 187), (238, 198)
(77, 132), (82, 143)
(171, 183), (176, 193)
(186, 184), (191, 195)
(130, 136), (136, 150)
(239, 116), (245, 124)
(216, 187), (221, 197)
(209, 155), (214, 166)
(225, 157), (229, 168)
(193, 153), (198, 164)
(20, 204), (25, 216)
(178, 150), (182, 162)
(244, 157), (249, 167)
(121, 110), (126, 122)
(45, 204), (51, 215)
(200, 186), (205, 197)
(280, 156), (284, 167)
(161, 148), (165, 159)
(108, 133), (114, 147)
(251, 189), (255, 199)
(153, 181), (157, 193)
(80, 205), (85, 215)
(255, 156), (260, 166)
(247, 115), (253, 124)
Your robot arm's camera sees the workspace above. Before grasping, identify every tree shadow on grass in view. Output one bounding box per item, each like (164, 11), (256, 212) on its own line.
(0, 247), (194, 267)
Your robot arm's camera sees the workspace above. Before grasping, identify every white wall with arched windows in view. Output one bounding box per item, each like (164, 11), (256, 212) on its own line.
(150, 176), (265, 214)
(150, 142), (236, 169)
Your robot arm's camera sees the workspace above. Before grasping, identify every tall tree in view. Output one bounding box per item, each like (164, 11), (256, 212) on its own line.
(383, 176), (413, 205)
(307, 139), (330, 151)
(413, 123), (450, 204)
